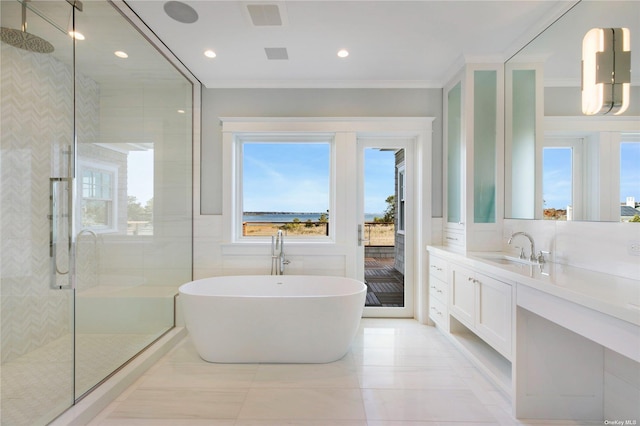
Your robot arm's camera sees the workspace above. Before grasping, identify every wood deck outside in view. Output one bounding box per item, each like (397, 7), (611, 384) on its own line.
(364, 258), (404, 307)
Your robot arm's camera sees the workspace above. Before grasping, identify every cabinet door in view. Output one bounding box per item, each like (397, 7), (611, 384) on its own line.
(475, 273), (512, 359)
(473, 70), (497, 223)
(450, 265), (475, 328)
(446, 81), (463, 225)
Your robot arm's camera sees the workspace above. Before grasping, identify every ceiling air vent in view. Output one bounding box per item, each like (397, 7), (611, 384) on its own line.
(247, 4), (282, 26)
(264, 47), (288, 60)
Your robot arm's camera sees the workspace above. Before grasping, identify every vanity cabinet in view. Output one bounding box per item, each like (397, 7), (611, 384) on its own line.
(450, 263), (513, 360)
(443, 64), (503, 252)
(428, 244), (640, 421)
(428, 255), (449, 330)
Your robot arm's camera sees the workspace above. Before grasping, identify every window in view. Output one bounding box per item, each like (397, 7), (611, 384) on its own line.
(237, 137), (332, 239)
(78, 162), (117, 232)
(542, 147), (572, 220)
(620, 141), (640, 222)
(397, 163), (406, 232)
(541, 137), (583, 220)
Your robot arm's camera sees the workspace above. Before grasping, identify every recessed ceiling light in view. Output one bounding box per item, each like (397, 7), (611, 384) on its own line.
(69, 31), (85, 40)
(114, 51), (128, 59)
(177, 109), (185, 114)
(337, 49), (349, 58)
(204, 49), (216, 58)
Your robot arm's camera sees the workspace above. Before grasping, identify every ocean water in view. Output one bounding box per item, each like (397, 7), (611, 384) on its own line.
(243, 212), (383, 222)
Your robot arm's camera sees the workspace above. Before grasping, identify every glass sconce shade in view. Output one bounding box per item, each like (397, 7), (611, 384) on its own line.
(582, 27), (630, 115)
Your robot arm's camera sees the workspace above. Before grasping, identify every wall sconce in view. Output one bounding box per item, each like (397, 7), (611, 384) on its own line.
(582, 27), (631, 115)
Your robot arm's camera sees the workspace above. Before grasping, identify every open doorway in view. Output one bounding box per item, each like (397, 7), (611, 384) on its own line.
(362, 147), (405, 307)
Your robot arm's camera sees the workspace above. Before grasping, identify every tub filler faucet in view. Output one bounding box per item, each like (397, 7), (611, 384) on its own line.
(271, 230), (290, 275)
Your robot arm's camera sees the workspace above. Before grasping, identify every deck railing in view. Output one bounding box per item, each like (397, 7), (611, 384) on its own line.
(242, 221), (394, 246)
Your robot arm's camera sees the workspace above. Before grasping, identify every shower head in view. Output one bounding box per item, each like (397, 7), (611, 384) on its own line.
(0, 0), (54, 53)
(1, 27), (54, 53)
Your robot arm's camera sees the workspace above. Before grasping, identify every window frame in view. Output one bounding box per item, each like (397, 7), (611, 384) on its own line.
(617, 134), (640, 222)
(232, 133), (336, 243)
(76, 160), (119, 233)
(397, 162), (406, 233)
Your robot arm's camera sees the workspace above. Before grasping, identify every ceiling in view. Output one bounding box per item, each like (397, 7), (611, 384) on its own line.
(125, 0), (570, 89)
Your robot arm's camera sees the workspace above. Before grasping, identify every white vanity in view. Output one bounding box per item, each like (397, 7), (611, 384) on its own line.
(427, 245), (640, 421)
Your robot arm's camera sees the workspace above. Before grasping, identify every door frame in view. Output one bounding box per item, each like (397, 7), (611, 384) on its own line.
(357, 138), (415, 318)
(351, 119), (434, 321)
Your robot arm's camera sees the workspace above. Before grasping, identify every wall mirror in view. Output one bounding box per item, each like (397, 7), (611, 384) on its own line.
(505, 0), (640, 222)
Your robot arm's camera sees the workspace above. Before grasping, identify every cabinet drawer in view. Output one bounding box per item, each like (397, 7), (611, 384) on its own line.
(428, 255), (447, 282)
(429, 275), (448, 304)
(429, 296), (448, 328)
(444, 230), (464, 248)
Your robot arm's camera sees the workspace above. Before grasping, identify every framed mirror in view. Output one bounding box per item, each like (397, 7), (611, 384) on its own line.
(505, 0), (640, 222)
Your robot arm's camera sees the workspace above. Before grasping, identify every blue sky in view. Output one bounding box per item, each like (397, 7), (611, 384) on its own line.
(128, 149), (154, 204)
(241, 143), (395, 214)
(621, 142), (640, 203)
(364, 149), (395, 214)
(542, 148), (572, 209)
(243, 143), (330, 212)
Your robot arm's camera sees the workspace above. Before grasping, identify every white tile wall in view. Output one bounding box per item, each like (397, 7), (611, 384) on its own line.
(192, 214), (350, 279)
(503, 219), (640, 280)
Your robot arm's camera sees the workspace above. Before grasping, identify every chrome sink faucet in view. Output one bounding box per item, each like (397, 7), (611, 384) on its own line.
(507, 231), (537, 262)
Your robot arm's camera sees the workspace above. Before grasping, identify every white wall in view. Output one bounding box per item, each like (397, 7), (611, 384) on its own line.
(503, 219), (640, 280)
(200, 88), (443, 216)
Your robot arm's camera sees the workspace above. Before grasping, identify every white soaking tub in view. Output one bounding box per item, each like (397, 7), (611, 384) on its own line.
(179, 275), (366, 363)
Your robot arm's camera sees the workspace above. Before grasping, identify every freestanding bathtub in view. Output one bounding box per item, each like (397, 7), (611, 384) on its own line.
(179, 275), (366, 363)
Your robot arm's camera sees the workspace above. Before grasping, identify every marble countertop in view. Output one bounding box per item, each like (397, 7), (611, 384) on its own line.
(427, 245), (640, 327)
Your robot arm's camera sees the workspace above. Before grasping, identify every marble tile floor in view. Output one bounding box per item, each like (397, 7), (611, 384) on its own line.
(87, 319), (600, 426)
(1, 332), (160, 426)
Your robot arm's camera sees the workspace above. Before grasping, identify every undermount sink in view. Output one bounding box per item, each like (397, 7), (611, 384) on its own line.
(473, 253), (539, 267)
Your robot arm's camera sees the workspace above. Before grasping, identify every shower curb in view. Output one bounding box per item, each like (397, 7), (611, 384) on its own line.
(49, 326), (187, 426)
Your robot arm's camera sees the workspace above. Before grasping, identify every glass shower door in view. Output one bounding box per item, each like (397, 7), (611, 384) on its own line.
(72, 0), (193, 399)
(0, 0), (76, 424)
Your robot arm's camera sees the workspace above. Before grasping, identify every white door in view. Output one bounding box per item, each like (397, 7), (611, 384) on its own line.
(357, 138), (414, 318)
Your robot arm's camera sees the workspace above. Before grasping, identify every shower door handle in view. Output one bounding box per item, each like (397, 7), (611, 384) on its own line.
(49, 177), (73, 290)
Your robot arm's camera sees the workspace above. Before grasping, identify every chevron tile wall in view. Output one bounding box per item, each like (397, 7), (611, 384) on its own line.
(1, 44), (99, 363)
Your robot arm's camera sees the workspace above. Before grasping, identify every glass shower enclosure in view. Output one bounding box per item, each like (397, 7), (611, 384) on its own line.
(0, 1), (194, 424)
